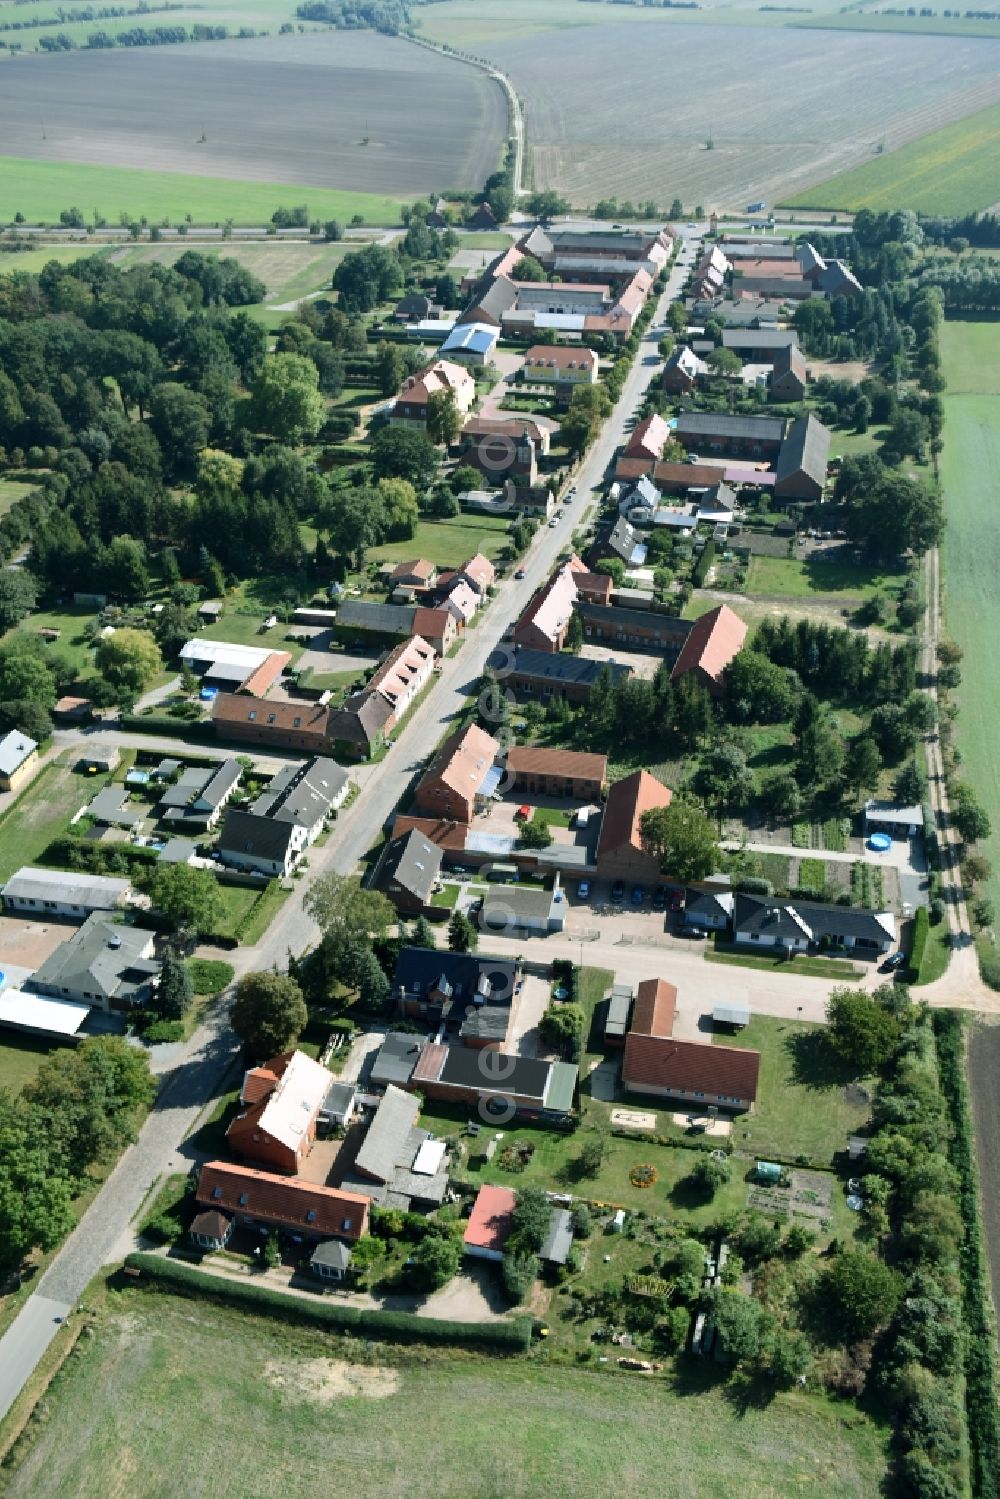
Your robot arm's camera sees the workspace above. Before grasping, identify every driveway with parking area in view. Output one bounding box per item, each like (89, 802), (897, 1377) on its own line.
(505, 973), (552, 1057)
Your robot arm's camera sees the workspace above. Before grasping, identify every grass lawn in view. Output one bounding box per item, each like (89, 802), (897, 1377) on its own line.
(531, 806), (573, 830)
(940, 320), (1000, 927)
(2, 1291), (889, 1499)
(706, 946), (862, 981)
(0, 472), (46, 514)
(0, 1033), (57, 1094)
(210, 882), (258, 939)
(106, 239), (356, 307)
(785, 99), (1000, 215)
(747, 554), (908, 600)
(238, 879), (291, 945)
(196, 606), (306, 662)
(368, 514), (511, 569)
(1, 604), (98, 681)
(715, 1016), (873, 1167)
(430, 882), (460, 909)
(0, 758), (91, 884)
(0, 154), (405, 227)
(913, 921), (951, 987)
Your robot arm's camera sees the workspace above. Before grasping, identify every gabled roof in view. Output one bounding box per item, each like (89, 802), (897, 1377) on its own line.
(380, 828), (443, 903)
(369, 637), (435, 705)
(623, 1033), (761, 1101)
(631, 978), (677, 1038)
(213, 693), (330, 740)
(2, 866), (129, 909)
(514, 563), (578, 645)
(417, 722), (499, 803)
(370, 1030), (427, 1089)
(625, 412), (672, 461)
(670, 604), (748, 688)
(775, 413), (831, 489)
(607, 516), (646, 565)
(196, 1161), (370, 1241)
(0, 730), (37, 774)
(327, 689), (393, 748)
(393, 946), (517, 1006)
(675, 412), (786, 444)
(732, 892), (895, 945)
(596, 769), (672, 861)
(28, 912), (157, 1003)
(353, 1084), (420, 1184)
(389, 558), (436, 583)
(460, 274), (518, 325)
(412, 606), (454, 641)
(506, 745), (607, 783)
(487, 645), (632, 689)
(459, 552), (496, 591)
(228, 1049), (332, 1154)
(463, 1184), (516, 1253)
(219, 805), (296, 865)
(252, 757), (348, 826)
(524, 344), (598, 373)
(664, 345), (708, 380)
(441, 322), (498, 357)
(721, 329), (798, 351)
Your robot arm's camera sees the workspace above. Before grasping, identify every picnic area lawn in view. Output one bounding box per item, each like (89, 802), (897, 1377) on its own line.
(0, 758), (91, 884)
(1, 1291), (889, 1499)
(715, 1015), (874, 1168)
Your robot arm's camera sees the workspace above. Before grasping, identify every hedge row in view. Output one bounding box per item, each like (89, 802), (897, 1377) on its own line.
(692, 539), (716, 588)
(120, 713), (215, 741)
(932, 1013), (1000, 1499)
(124, 1252), (532, 1354)
(909, 905), (929, 983)
(42, 835), (160, 876)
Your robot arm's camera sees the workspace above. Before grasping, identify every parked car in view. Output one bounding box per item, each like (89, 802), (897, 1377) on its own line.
(631, 885), (645, 906)
(514, 567), (526, 579)
(880, 950), (907, 973)
(682, 925), (707, 940)
(669, 890), (684, 912)
(611, 881), (625, 903)
(652, 885), (667, 911)
(577, 880), (591, 900)
(548, 517), (558, 528)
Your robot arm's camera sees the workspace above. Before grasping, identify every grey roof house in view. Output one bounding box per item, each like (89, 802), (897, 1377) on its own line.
(158, 760), (242, 831)
(3, 867), (130, 919)
(773, 414), (830, 503)
(732, 892), (894, 955)
(379, 828), (444, 913)
(370, 1031), (427, 1091)
(345, 1083), (449, 1210)
(27, 912), (161, 1013)
(335, 601), (417, 638)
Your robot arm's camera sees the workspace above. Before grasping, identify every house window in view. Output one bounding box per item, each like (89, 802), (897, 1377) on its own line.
(342, 1217), (353, 1232)
(267, 714), (276, 725)
(248, 711), (257, 721)
(306, 1209), (317, 1223)
(239, 1193), (249, 1206)
(212, 1186), (222, 1200)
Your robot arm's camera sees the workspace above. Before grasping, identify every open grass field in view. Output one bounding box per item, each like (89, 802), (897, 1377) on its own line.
(0, 472), (45, 514)
(2, 603), (98, 679)
(0, 758), (90, 885)
(746, 554), (908, 601)
(0, 1032), (57, 1094)
(2, 1291), (890, 1499)
(368, 513), (512, 569)
(0, 32), (505, 215)
(786, 99), (1000, 215)
(795, 10), (1000, 37)
(445, 3), (1000, 210)
(105, 239), (356, 307)
(939, 318), (1000, 925)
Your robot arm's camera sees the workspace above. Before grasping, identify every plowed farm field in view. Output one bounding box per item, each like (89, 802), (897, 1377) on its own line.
(475, 18), (1000, 210)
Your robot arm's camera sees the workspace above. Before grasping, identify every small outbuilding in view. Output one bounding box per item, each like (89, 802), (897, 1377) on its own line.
(310, 1239), (352, 1282)
(189, 1210), (233, 1251)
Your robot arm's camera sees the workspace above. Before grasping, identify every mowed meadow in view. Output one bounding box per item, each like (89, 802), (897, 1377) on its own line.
(0, 31), (506, 220)
(433, 0), (1000, 210)
(940, 320), (1000, 923)
(3, 1294), (890, 1499)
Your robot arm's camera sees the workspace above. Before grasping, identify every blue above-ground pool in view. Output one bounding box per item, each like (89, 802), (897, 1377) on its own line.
(868, 833), (892, 853)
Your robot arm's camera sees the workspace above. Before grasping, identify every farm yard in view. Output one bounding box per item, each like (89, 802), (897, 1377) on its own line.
(2, 1292), (890, 1499)
(463, 14), (1000, 211)
(787, 99), (1000, 214)
(939, 320), (1000, 934)
(0, 31), (506, 214)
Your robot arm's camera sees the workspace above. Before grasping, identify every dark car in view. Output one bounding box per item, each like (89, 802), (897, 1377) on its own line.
(669, 890), (685, 912)
(682, 925), (708, 940)
(611, 881), (625, 903)
(631, 885), (645, 906)
(880, 950), (907, 973)
(652, 885), (667, 911)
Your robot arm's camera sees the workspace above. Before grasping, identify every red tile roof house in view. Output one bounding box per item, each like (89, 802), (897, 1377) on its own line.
(411, 606), (457, 656)
(522, 344), (598, 388)
(513, 563), (578, 653)
(195, 1161), (371, 1243)
(670, 604), (748, 697)
(625, 412), (673, 464)
(595, 768), (673, 884)
(463, 1184), (517, 1262)
(367, 635), (436, 723)
(213, 694), (333, 755)
(226, 1049), (333, 1174)
(506, 745), (608, 802)
(391, 359), (475, 434)
(413, 723), (500, 824)
(388, 558), (438, 598)
(457, 552), (496, 595)
(621, 978), (761, 1112)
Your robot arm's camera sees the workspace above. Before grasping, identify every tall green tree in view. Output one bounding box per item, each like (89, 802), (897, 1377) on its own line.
(640, 797), (720, 883)
(157, 949), (194, 1021)
(150, 864), (224, 935)
(251, 353), (325, 443)
(304, 873), (394, 944)
(230, 971), (307, 1058)
(95, 628), (162, 692)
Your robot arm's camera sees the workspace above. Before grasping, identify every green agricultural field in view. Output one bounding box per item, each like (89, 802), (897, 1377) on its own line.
(2, 1292), (889, 1499)
(0, 156), (405, 228)
(940, 319), (1000, 925)
(786, 101), (1000, 216)
(794, 10), (1000, 36)
(0, 759), (91, 884)
(746, 554), (908, 601)
(368, 514), (512, 569)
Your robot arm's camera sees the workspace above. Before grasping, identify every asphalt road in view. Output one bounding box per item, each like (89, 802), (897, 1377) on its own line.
(0, 237), (697, 1423)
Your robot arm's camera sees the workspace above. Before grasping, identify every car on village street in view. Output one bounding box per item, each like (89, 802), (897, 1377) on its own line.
(514, 567), (526, 579)
(576, 880), (591, 900)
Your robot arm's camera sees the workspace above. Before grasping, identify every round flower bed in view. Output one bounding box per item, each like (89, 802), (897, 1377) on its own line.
(629, 1163), (659, 1189)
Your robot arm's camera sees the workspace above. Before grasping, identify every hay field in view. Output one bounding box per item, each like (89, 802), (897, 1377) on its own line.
(939, 320), (1000, 921)
(785, 101), (1000, 214)
(0, 32), (506, 204)
(464, 10), (1000, 209)
(3, 1292), (890, 1499)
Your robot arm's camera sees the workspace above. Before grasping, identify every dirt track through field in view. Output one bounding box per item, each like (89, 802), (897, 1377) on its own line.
(0, 32), (506, 195)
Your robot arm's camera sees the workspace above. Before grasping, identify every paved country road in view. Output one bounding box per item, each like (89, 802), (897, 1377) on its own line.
(0, 235), (698, 1423)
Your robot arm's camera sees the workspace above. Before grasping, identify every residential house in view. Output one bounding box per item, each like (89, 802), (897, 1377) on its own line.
(504, 480), (554, 518)
(506, 745), (607, 801)
(179, 639), (290, 695)
(157, 759), (242, 832)
(391, 945), (519, 1027)
(213, 694), (332, 756)
(457, 416), (547, 484)
(412, 1042), (578, 1122)
(595, 516), (647, 569)
(662, 344), (709, 393)
(457, 552), (496, 596)
(218, 757), (349, 877)
(309, 1240), (353, 1282)
(683, 887), (735, 931)
(335, 601), (417, 639)
(670, 603), (747, 696)
(522, 344), (598, 388)
(485, 645), (633, 705)
(393, 292), (435, 323)
(463, 1184), (516, 1262)
(467, 200), (498, 231)
(513, 563), (578, 653)
(27, 912), (160, 1013)
(378, 828), (444, 914)
(189, 1209), (234, 1252)
(773, 413), (830, 503)
(459, 273), (518, 328)
(439, 579), (479, 627)
(595, 768), (673, 884)
(2, 866), (130, 919)
(388, 558), (438, 596)
(720, 329), (798, 365)
(674, 412), (785, 460)
(367, 636), (436, 722)
(439, 322), (499, 366)
(768, 343), (808, 401)
(344, 1084), (449, 1210)
(624, 412), (673, 463)
(390, 360), (475, 431)
(576, 602), (692, 656)
(731, 892), (894, 956)
(621, 977), (761, 1111)
(411, 606), (457, 655)
(620, 475), (661, 524)
(480, 883), (567, 936)
(0, 730), (37, 793)
(85, 786), (143, 828)
(326, 690), (394, 761)
(227, 1049), (333, 1174)
(730, 275), (815, 301)
(797, 243), (863, 298)
(413, 723), (500, 823)
(195, 1161), (370, 1243)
